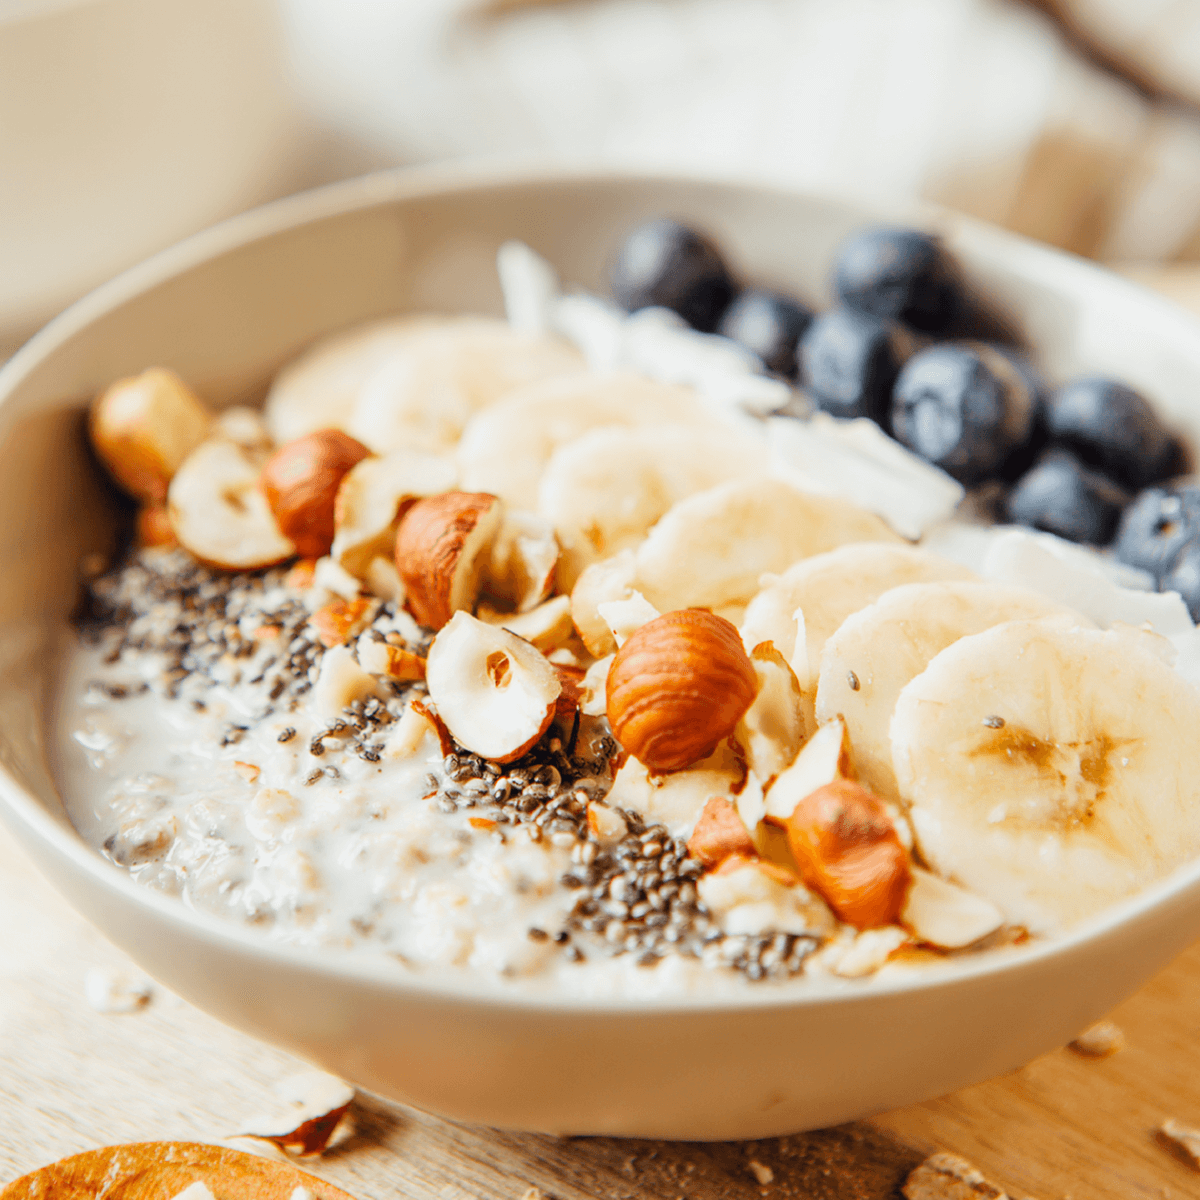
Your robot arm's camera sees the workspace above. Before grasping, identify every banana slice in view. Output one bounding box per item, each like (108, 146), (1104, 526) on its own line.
(817, 581), (1086, 800)
(742, 544), (974, 692)
(457, 372), (701, 509)
(264, 314), (451, 443)
(891, 619), (1200, 933)
(632, 480), (902, 614)
(538, 421), (766, 591)
(347, 322), (583, 455)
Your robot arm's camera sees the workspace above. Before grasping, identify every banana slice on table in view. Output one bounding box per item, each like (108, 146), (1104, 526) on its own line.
(632, 479), (902, 614)
(264, 314), (452, 444)
(346, 321), (583, 456)
(817, 581), (1089, 801)
(538, 421), (766, 591)
(741, 544), (974, 693)
(456, 372), (702, 509)
(890, 619), (1200, 933)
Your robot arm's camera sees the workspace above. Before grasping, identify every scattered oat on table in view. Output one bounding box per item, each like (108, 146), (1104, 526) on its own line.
(84, 967), (154, 1013)
(748, 1158), (775, 1185)
(1068, 1019), (1126, 1057)
(902, 1151), (1015, 1199)
(1160, 1119), (1200, 1170)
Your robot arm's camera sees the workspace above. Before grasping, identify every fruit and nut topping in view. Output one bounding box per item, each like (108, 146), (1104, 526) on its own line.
(61, 223), (1200, 992)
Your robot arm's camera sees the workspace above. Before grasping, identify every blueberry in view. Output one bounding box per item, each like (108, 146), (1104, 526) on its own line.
(1113, 483), (1200, 580)
(797, 306), (911, 425)
(1162, 539), (1200, 622)
(717, 288), (813, 376)
(890, 343), (1035, 484)
(1005, 449), (1130, 545)
(1044, 377), (1179, 488)
(833, 226), (964, 334)
(610, 218), (736, 332)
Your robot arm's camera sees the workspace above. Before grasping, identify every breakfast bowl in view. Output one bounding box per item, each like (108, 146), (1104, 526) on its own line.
(4, 167), (1200, 1141)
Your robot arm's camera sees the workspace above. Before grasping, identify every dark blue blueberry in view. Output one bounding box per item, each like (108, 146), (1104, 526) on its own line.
(833, 226), (964, 334)
(1113, 483), (1200, 581)
(610, 218), (736, 332)
(1044, 377), (1178, 488)
(717, 288), (813, 377)
(1162, 539), (1200, 622)
(798, 306), (911, 426)
(890, 343), (1035, 484)
(1005, 449), (1130, 545)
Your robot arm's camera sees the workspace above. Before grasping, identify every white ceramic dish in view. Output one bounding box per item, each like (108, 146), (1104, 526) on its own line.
(4, 167), (1200, 1140)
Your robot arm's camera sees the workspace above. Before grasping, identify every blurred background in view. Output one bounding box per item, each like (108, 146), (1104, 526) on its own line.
(7, 0), (1200, 357)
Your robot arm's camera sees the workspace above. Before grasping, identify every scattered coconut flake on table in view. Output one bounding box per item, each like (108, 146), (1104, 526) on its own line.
(84, 966), (154, 1013)
(982, 528), (1194, 639)
(769, 414), (964, 539)
(1069, 1019), (1126, 1057)
(237, 1069), (355, 1157)
(901, 1151), (1014, 1199)
(1159, 1118), (1200, 1169)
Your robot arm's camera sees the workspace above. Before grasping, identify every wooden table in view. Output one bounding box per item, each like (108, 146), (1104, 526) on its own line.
(5, 269), (1200, 1200)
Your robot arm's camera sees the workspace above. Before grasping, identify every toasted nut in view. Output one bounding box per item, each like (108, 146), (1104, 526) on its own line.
(358, 638), (427, 681)
(260, 429), (371, 559)
(687, 796), (757, 869)
(309, 598), (374, 648)
(286, 557), (319, 590)
(606, 610), (758, 773)
(89, 367), (213, 502)
(786, 779), (911, 929)
(395, 491), (504, 630)
(135, 503), (176, 547)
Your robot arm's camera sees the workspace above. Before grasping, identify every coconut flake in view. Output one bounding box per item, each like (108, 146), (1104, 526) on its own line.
(237, 1069), (355, 1157)
(768, 414), (964, 540)
(497, 240), (559, 336)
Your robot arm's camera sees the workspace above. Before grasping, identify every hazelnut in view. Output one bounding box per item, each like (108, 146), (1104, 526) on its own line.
(260, 429), (371, 559)
(605, 609), (758, 772)
(394, 491), (504, 630)
(785, 778), (911, 929)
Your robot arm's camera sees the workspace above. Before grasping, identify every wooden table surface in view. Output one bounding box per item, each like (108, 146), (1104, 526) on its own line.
(4, 267), (1200, 1200)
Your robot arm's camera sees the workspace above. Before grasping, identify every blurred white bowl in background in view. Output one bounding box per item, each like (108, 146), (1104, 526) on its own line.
(0, 0), (306, 354)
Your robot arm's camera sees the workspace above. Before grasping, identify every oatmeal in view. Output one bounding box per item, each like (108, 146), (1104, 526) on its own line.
(51, 228), (1200, 993)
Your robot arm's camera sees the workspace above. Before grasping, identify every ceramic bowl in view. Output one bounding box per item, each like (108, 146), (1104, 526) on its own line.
(3, 167), (1200, 1140)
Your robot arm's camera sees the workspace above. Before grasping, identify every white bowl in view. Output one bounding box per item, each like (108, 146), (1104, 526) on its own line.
(4, 167), (1200, 1140)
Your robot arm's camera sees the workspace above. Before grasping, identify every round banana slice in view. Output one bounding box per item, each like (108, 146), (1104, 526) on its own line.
(632, 479), (903, 614)
(891, 619), (1200, 933)
(456, 372), (701, 509)
(264, 314), (451, 444)
(538, 421), (766, 591)
(347, 322), (583, 455)
(742, 544), (974, 691)
(817, 581), (1086, 800)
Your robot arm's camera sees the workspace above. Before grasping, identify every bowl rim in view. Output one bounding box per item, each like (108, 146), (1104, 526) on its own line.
(5, 160), (1200, 1014)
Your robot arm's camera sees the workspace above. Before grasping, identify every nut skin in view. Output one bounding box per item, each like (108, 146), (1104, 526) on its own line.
(606, 609), (758, 773)
(394, 491), (503, 630)
(260, 429), (371, 559)
(785, 778), (911, 929)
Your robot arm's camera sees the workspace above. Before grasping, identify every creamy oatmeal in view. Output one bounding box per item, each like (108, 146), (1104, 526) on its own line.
(51, 237), (1200, 994)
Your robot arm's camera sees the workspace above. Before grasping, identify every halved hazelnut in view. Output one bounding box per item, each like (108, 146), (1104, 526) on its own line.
(330, 448), (457, 579)
(605, 609), (758, 773)
(395, 491), (504, 630)
(89, 367), (213, 502)
(687, 796), (757, 869)
(763, 716), (854, 824)
(168, 439), (296, 570)
(261, 429), (372, 559)
(785, 778), (911, 929)
(425, 611), (561, 763)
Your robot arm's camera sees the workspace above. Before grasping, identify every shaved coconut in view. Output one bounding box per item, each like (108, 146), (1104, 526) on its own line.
(425, 612), (561, 763)
(497, 240), (558, 336)
(570, 548), (639, 658)
(478, 595), (574, 653)
(364, 555), (406, 602)
(212, 404), (272, 450)
(597, 591), (660, 648)
(312, 645), (381, 721)
(698, 860), (832, 937)
(763, 717), (853, 823)
(902, 868), (1004, 949)
(737, 642), (809, 785)
(331, 448), (457, 578)
(167, 440), (295, 570)
(552, 292), (627, 372)
(769, 414), (964, 539)
(831, 926), (910, 978)
(982, 528), (1194, 638)
(312, 556), (362, 602)
(580, 653), (614, 716)
(633, 479), (901, 613)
